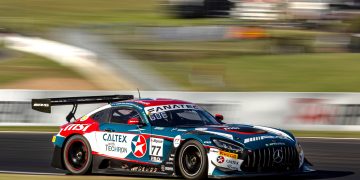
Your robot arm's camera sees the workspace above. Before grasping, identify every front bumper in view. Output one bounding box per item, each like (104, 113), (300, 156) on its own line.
(207, 147), (314, 178)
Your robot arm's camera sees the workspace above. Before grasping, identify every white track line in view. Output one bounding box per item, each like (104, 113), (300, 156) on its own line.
(0, 170), (63, 176)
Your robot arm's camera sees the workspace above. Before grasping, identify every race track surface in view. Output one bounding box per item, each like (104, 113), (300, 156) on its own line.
(0, 132), (359, 179)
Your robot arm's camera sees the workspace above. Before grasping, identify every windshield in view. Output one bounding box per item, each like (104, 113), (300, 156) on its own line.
(147, 108), (221, 127)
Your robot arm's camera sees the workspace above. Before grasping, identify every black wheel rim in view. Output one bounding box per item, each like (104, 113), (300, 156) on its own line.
(66, 140), (88, 170)
(181, 145), (202, 176)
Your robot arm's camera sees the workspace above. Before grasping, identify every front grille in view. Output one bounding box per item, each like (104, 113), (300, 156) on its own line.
(241, 146), (299, 172)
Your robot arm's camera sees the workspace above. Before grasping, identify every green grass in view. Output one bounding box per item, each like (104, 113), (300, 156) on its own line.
(0, 48), (86, 85)
(121, 40), (273, 61)
(0, 0), (228, 34)
(140, 53), (360, 92)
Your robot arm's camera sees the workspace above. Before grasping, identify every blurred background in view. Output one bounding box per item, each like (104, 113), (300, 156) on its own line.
(0, 0), (360, 132)
(1, 1), (360, 179)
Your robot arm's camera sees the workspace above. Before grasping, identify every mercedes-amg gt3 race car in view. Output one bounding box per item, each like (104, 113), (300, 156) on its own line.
(32, 95), (314, 179)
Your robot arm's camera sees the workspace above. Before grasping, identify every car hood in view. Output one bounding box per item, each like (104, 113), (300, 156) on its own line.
(183, 124), (296, 149)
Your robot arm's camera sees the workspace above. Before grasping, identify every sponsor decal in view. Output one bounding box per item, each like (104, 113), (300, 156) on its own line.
(224, 159), (241, 170)
(33, 103), (49, 107)
(150, 156), (162, 163)
(171, 128), (187, 132)
(209, 147), (243, 171)
(121, 164), (129, 169)
(96, 132), (133, 158)
(265, 142), (286, 146)
(168, 157), (174, 161)
(51, 136), (56, 143)
(217, 156), (225, 164)
(154, 127), (165, 130)
(244, 135), (289, 143)
(128, 129), (145, 132)
(170, 154), (175, 157)
(103, 133), (127, 143)
(210, 148), (219, 153)
(62, 124), (92, 132)
(219, 151), (238, 159)
(161, 165), (165, 171)
(204, 141), (212, 144)
(173, 135), (181, 148)
(105, 142), (128, 153)
(131, 135), (147, 158)
(165, 166), (174, 171)
(150, 138), (164, 158)
(145, 104), (199, 114)
(224, 127), (240, 130)
(131, 166), (158, 172)
(149, 112), (168, 121)
(165, 161), (173, 165)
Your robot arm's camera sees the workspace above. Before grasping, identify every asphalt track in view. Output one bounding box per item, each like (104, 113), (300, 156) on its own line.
(0, 132), (359, 180)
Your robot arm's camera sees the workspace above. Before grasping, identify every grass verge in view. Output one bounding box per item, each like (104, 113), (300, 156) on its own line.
(0, 48), (94, 88)
(140, 53), (360, 91)
(0, 0), (227, 34)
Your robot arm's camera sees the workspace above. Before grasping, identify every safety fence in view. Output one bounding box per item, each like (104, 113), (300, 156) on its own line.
(1, 90), (360, 131)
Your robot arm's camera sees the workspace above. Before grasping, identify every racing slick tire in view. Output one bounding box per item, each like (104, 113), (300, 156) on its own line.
(178, 140), (208, 180)
(63, 135), (92, 175)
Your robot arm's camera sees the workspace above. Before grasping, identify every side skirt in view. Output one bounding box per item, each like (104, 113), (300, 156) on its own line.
(91, 155), (179, 177)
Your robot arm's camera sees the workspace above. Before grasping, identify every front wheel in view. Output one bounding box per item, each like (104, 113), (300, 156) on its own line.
(178, 140), (208, 180)
(63, 135), (92, 174)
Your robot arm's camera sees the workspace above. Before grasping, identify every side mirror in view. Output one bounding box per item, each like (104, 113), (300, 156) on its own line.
(128, 117), (140, 125)
(215, 114), (224, 121)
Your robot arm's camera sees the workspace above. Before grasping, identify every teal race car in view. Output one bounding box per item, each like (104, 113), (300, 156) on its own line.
(32, 95), (314, 179)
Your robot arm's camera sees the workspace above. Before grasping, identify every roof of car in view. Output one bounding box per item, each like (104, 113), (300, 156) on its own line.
(125, 98), (193, 107)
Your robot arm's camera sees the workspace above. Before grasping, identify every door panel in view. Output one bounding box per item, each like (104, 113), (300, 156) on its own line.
(95, 106), (152, 164)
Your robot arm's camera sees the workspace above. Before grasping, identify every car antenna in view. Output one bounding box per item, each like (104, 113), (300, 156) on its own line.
(137, 88), (141, 99)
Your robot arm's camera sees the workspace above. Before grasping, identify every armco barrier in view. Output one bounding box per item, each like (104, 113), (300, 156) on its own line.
(1, 89), (360, 131)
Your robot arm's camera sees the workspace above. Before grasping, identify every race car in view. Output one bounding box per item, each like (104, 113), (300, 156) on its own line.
(32, 95), (314, 179)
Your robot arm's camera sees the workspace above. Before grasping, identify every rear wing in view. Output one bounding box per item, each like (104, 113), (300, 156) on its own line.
(32, 95), (134, 122)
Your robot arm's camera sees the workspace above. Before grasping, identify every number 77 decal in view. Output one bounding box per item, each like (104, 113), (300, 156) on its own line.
(150, 138), (164, 157)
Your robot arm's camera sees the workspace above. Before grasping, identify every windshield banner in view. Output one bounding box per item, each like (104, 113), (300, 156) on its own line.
(144, 104), (199, 115)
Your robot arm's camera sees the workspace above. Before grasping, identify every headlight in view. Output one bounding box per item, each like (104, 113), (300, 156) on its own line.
(212, 139), (244, 153)
(296, 142), (305, 167)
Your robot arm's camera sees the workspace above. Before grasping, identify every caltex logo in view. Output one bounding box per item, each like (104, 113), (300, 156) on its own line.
(131, 135), (147, 158)
(217, 156), (225, 164)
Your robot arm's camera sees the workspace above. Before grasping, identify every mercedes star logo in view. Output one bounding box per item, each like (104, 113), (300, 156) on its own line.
(273, 149), (283, 163)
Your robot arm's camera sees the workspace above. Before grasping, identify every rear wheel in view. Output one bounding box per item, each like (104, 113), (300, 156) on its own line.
(178, 140), (208, 180)
(63, 135), (92, 174)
